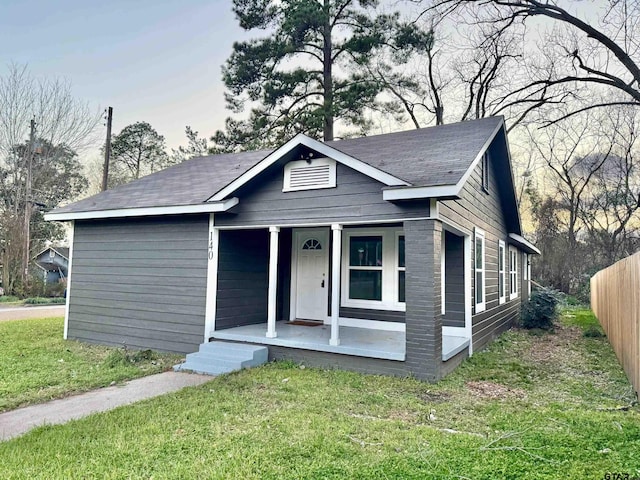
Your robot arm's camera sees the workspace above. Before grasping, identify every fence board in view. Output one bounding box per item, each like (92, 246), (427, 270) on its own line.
(591, 252), (640, 397)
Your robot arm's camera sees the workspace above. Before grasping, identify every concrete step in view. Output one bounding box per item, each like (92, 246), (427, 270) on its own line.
(174, 341), (268, 376)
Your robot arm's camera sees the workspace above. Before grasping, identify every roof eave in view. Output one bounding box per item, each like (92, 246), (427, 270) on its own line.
(508, 233), (541, 255)
(44, 197), (239, 222)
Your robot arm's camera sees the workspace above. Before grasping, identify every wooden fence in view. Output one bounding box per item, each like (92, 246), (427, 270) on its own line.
(591, 252), (640, 397)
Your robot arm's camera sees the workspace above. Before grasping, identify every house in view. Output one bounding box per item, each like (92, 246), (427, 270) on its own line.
(45, 117), (538, 381)
(33, 246), (69, 284)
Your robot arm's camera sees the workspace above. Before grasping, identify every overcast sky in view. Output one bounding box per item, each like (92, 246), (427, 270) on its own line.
(0, 0), (250, 150)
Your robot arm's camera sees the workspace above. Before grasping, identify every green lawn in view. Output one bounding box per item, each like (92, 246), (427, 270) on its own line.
(0, 317), (182, 412)
(0, 310), (638, 479)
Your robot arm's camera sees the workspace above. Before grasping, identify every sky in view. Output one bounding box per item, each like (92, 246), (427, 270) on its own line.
(0, 0), (251, 151)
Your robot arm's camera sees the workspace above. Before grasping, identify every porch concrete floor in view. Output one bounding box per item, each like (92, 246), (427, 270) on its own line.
(211, 322), (406, 361)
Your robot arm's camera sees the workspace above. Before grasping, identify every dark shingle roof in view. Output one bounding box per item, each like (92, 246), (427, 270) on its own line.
(51, 117), (503, 215)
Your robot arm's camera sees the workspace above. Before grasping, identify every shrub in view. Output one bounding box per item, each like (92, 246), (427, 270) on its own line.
(24, 297), (65, 304)
(0, 295), (20, 303)
(583, 325), (605, 338)
(521, 287), (560, 330)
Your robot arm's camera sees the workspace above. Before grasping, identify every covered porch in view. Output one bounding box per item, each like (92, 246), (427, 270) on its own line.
(205, 218), (471, 372)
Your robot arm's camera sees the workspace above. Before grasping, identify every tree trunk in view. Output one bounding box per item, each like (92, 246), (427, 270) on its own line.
(322, 0), (333, 141)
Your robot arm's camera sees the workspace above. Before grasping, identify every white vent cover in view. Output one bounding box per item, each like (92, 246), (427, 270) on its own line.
(283, 157), (336, 192)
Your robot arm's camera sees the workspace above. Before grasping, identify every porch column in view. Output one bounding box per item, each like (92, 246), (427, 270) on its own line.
(267, 226), (280, 338)
(404, 219), (443, 381)
(330, 224), (342, 346)
(204, 214), (219, 341)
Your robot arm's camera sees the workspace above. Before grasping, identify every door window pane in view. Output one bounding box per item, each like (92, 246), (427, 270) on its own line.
(349, 270), (382, 300)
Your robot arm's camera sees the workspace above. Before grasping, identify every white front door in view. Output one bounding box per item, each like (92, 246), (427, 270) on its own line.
(294, 229), (329, 321)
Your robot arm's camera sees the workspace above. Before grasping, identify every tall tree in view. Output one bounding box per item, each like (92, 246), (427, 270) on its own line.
(213, 0), (431, 150)
(423, 0), (640, 124)
(109, 122), (169, 186)
(0, 140), (87, 294)
(171, 126), (211, 163)
(0, 64), (98, 294)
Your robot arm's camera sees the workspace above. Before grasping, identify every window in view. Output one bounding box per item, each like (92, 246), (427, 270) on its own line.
(348, 236), (383, 301)
(523, 253), (528, 280)
(283, 157), (336, 192)
(302, 238), (322, 250)
(475, 229), (486, 313)
(498, 240), (506, 304)
(398, 235), (405, 303)
(481, 152), (490, 192)
(509, 246), (518, 300)
(342, 228), (405, 310)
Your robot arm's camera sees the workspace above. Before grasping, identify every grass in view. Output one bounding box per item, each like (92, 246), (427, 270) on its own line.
(0, 309), (638, 479)
(0, 317), (182, 412)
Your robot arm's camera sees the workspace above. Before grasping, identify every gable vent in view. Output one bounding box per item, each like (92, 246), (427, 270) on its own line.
(283, 158), (336, 192)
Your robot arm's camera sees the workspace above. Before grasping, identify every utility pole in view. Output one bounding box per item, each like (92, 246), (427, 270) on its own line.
(101, 106), (113, 191)
(22, 117), (36, 284)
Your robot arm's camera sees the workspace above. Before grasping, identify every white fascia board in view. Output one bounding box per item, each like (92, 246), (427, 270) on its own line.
(383, 184), (460, 201)
(208, 133), (409, 202)
(508, 233), (541, 255)
(382, 119), (505, 201)
(44, 197), (239, 222)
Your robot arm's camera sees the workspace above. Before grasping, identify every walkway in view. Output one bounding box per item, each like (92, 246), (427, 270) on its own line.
(0, 305), (65, 322)
(0, 371), (211, 441)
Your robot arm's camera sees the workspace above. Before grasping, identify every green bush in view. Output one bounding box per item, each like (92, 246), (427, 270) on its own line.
(24, 297), (66, 304)
(0, 296), (20, 303)
(583, 325), (605, 338)
(521, 287), (560, 330)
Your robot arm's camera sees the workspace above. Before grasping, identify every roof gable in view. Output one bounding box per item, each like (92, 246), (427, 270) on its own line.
(207, 134), (410, 202)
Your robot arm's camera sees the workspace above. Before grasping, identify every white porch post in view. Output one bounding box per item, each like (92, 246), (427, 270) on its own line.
(204, 214), (219, 342)
(330, 224), (342, 346)
(63, 220), (75, 340)
(267, 226), (280, 338)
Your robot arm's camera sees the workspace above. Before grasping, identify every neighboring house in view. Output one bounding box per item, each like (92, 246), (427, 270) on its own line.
(33, 246), (69, 284)
(45, 117), (538, 381)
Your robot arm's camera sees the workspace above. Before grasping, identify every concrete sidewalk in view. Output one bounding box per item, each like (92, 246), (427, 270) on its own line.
(0, 305), (65, 322)
(0, 371), (212, 441)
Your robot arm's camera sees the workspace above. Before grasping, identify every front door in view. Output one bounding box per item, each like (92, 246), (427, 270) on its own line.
(294, 229), (329, 321)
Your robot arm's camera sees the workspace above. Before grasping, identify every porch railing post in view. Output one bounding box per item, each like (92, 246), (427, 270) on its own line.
(267, 226), (280, 338)
(330, 224), (342, 346)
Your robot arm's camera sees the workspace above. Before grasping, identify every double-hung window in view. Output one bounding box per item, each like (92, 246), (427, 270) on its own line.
(509, 246), (518, 300)
(475, 229), (486, 313)
(498, 240), (506, 304)
(342, 228), (405, 310)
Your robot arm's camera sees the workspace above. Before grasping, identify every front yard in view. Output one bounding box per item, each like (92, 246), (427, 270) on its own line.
(0, 308), (638, 479)
(0, 317), (182, 412)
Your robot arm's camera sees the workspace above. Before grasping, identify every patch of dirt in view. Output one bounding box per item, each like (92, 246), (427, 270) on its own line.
(525, 325), (582, 364)
(419, 391), (450, 403)
(386, 409), (418, 422)
(466, 381), (527, 400)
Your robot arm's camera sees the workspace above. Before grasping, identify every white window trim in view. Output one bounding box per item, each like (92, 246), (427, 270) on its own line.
(341, 227), (406, 311)
(474, 228), (486, 313)
(283, 157), (336, 192)
(498, 240), (506, 305)
(509, 246), (518, 300)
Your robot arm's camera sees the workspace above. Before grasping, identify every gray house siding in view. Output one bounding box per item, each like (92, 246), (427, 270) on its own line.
(439, 139), (522, 353)
(68, 215), (208, 354)
(216, 229), (269, 330)
(215, 162), (429, 227)
(339, 307), (404, 323)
